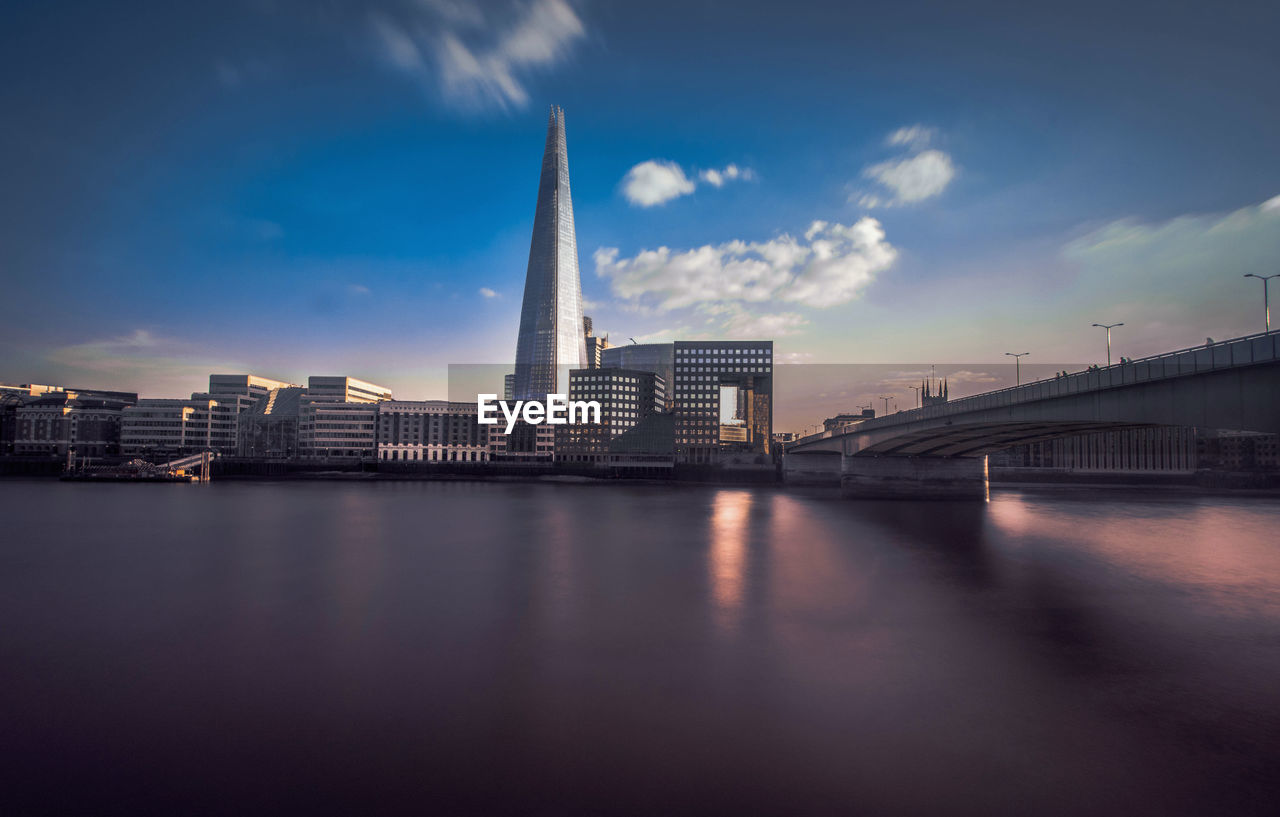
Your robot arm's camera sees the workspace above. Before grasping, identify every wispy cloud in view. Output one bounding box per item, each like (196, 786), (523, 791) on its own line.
(368, 0), (587, 110)
(595, 217), (896, 318)
(854, 125), (955, 208)
(885, 124), (935, 150)
(621, 159), (755, 207)
(1060, 193), (1280, 347)
(43, 330), (250, 397)
(478, 286), (499, 298)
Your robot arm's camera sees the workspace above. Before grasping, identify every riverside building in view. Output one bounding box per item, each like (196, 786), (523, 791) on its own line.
(673, 341), (774, 465)
(377, 401), (490, 463)
(297, 377), (391, 460)
(120, 374), (295, 458)
(555, 368), (666, 466)
(13, 388), (137, 457)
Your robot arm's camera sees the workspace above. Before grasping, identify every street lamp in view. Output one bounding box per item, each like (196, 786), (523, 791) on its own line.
(1005, 352), (1029, 385)
(880, 395), (893, 416)
(1091, 323), (1123, 367)
(1244, 273), (1279, 333)
(908, 385), (922, 408)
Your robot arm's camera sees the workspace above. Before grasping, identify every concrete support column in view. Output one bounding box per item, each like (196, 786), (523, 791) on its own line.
(783, 450), (844, 485)
(842, 455), (989, 500)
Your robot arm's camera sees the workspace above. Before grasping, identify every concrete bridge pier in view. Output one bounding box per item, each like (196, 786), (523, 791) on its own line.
(841, 455), (989, 500)
(783, 450), (844, 485)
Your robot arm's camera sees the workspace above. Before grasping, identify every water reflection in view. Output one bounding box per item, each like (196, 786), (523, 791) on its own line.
(708, 489), (752, 632)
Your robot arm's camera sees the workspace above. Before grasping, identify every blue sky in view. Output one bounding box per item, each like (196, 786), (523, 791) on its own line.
(2, 0), (1278, 400)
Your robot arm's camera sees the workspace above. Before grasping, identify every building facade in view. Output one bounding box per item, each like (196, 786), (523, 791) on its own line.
(672, 341), (773, 464)
(120, 398), (240, 457)
(14, 391), (136, 457)
(297, 376), (391, 459)
(376, 401), (490, 463)
(237, 387), (306, 458)
(601, 343), (675, 409)
(555, 368), (666, 465)
(992, 427), (1199, 473)
(512, 106), (587, 399)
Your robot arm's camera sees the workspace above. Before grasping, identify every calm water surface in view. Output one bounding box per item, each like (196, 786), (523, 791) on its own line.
(2, 479), (1279, 815)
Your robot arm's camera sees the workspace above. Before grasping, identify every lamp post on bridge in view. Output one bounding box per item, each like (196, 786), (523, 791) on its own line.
(880, 395), (893, 416)
(1244, 273), (1279, 333)
(1091, 323), (1123, 367)
(908, 385), (921, 408)
(1005, 352), (1029, 386)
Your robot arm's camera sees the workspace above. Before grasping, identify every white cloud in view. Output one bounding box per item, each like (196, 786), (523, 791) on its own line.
(368, 0), (586, 110)
(863, 149), (955, 205)
(621, 160), (696, 207)
(886, 125), (935, 150)
(698, 163), (754, 188)
(478, 287), (499, 298)
(595, 217), (896, 311)
(621, 159), (754, 207)
(714, 306), (809, 338)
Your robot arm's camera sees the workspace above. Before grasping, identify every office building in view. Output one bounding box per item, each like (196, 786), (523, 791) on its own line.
(297, 376), (390, 459)
(601, 343), (675, 409)
(824, 409), (875, 432)
(208, 374), (298, 400)
(237, 387), (306, 458)
(512, 106), (586, 399)
(376, 401), (490, 463)
(584, 316), (609, 369)
(117, 374), (293, 458)
(672, 341), (773, 464)
(555, 368), (666, 466)
(305, 376), (393, 404)
(13, 389), (136, 457)
(120, 397), (240, 457)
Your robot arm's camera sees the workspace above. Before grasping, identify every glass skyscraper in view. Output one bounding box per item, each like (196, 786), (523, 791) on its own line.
(513, 106), (586, 399)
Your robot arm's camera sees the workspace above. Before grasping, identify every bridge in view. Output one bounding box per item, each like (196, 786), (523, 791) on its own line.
(784, 331), (1280, 499)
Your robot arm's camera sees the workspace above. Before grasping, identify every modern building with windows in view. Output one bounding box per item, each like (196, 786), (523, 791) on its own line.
(120, 397), (240, 457)
(305, 376), (393, 404)
(376, 401), (490, 463)
(672, 341), (774, 465)
(120, 374), (295, 459)
(512, 106), (587, 399)
(555, 367), (666, 466)
(297, 376), (391, 460)
(237, 387), (306, 458)
(601, 343), (675, 410)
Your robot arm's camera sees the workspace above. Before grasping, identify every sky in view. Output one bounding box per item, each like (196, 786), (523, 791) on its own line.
(2, 0), (1278, 407)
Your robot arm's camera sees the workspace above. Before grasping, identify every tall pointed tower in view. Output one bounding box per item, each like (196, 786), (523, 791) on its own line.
(513, 106), (586, 399)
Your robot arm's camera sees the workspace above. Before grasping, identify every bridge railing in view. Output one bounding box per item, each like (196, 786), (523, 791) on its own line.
(790, 330), (1278, 446)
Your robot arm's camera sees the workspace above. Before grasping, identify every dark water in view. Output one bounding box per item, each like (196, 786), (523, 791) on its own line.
(2, 480), (1279, 816)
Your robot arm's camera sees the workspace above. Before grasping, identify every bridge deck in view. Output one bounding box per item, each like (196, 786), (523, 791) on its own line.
(789, 330), (1280, 450)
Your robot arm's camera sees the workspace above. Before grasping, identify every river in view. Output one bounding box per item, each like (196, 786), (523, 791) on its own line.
(2, 479), (1278, 815)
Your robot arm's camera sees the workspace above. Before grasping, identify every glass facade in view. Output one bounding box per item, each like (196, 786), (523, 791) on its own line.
(513, 106), (586, 399)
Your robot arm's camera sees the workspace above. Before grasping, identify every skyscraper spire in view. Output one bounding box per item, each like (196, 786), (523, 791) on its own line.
(513, 106), (586, 399)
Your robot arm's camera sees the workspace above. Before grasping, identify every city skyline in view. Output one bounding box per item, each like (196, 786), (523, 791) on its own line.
(2, 1), (1279, 401)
